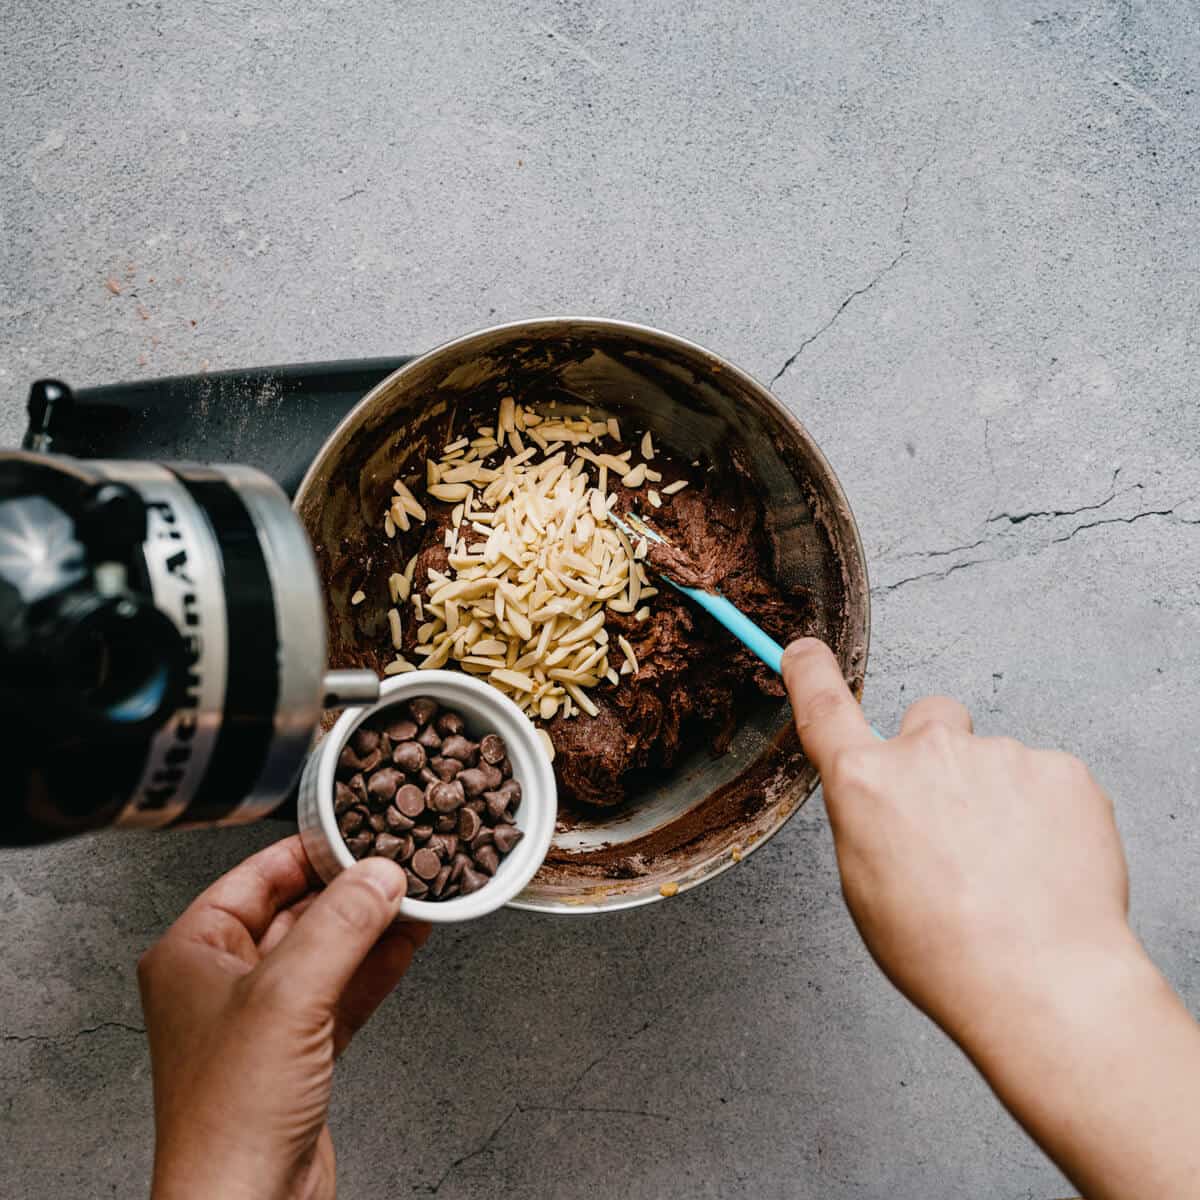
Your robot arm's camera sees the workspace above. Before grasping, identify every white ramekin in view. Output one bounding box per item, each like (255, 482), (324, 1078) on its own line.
(298, 671), (557, 923)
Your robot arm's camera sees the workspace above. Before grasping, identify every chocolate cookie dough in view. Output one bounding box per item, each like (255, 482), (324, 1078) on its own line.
(394, 439), (811, 809)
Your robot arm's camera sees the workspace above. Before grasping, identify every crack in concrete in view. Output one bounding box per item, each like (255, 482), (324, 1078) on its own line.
(894, 536), (991, 562)
(562, 1017), (655, 1101)
(523, 1104), (672, 1122)
(2, 1020), (145, 1045)
(424, 1103), (522, 1193)
(874, 556), (996, 596)
(877, 497), (1199, 597)
(422, 1018), (663, 1191)
(770, 155), (931, 387)
(987, 468), (1124, 526)
(1049, 507), (1188, 544)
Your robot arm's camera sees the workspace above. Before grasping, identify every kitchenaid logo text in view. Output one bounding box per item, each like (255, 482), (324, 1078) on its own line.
(138, 498), (204, 811)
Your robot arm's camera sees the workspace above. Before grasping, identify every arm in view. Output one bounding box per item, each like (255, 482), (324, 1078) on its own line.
(781, 639), (1200, 1200)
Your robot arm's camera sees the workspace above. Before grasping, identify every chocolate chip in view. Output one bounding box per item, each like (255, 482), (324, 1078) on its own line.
(430, 833), (459, 861)
(466, 797), (486, 815)
(348, 773), (368, 803)
(440, 735), (478, 764)
(408, 697), (439, 727)
(419, 767), (439, 787)
(398, 835), (416, 863)
(385, 805), (415, 833)
(373, 833), (404, 860)
(435, 711), (465, 736)
(483, 792), (510, 824)
(350, 727), (381, 757)
(479, 733), (507, 764)
(499, 756), (513, 779)
(338, 808), (366, 836)
(429, 755), (463, 781)
(480, 762), (503, 791)
(432, 864), (453, 897)
(427, 779), (465, 813)
(367, 767), (404, 806)
(417, 725), (442, 752)
(441, 882), (461, 899)
(392, 740), (426, 772)
(356, 748), (384, 774)
(496, 778), (522, 804)
(492, 824), (524, 854)
(457, 767), (489, 798)
(337, 745), (363, 776)
(404, 869), (429, 898)
(345, 832), (373, 860)
(470, 828), (494, 852)
(334, 782), (357, 815)
(434, 813), (458, 833)
(457, 807), (482, 841)
(367, 811), (388, 834)
(474, 844), (500, 875)
(411, 847), (441, 880)
(449, 852), (472, 883)
(459, 866), (489, 894)
(412, 823), (433, 842)
(384, 717), (418, 742)
(395, 784), (425, 818)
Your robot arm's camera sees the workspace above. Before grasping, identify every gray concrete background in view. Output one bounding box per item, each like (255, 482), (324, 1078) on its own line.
(2, 1), (1198, 1196)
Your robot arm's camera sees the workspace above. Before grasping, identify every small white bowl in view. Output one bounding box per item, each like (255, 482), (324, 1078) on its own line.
(298, 671), (556, 923)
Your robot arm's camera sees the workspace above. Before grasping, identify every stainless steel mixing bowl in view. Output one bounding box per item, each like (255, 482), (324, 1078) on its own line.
(294, 318), (870, 914)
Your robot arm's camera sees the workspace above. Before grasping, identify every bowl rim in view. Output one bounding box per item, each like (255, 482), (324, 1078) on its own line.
(294, 316), (871, 915)
(300, 671), (557, 922)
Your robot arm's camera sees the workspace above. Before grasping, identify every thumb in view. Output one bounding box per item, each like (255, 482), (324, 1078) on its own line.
(781, 638), (875, 777)
(255, 858), (407, 1010)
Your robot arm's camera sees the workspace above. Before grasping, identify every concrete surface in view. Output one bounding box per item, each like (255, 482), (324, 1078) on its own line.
(2, 1), (1198, 1196)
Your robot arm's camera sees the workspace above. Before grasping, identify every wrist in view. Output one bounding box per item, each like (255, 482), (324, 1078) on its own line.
(152, 1139), (290, 1200)
(948, 922), (1156, 1059)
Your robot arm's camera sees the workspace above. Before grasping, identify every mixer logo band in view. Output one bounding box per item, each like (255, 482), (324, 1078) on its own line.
(138, 498), (206, 811)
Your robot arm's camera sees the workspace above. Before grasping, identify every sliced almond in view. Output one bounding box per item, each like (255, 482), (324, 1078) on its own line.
(662, 479), (689, 495)
(641, 430), (655, 460)
(428, 482), (472, 503)
(491, 667), (535, 693)
(617, 634), (639, 676)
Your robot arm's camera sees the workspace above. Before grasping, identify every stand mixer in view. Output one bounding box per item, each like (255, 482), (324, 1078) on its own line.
(0, 379), (377, 845)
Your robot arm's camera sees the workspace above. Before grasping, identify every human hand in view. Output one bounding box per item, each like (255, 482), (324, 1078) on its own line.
(138, 835), (430, 1200)
(780, 638), (1132, 1045)
(782, 640), (1200, 1200)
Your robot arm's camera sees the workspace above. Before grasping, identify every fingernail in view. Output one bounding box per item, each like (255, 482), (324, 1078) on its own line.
(357, 857), (408, 903)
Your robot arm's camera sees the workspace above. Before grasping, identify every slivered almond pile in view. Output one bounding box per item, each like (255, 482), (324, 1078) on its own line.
(374, 400), (692, 739)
